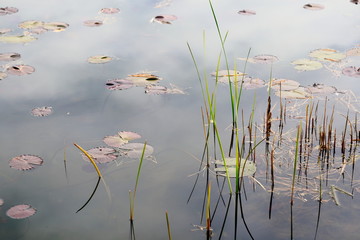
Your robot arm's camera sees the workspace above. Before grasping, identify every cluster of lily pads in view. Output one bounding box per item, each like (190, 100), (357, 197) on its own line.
(81, 131), (155, 166)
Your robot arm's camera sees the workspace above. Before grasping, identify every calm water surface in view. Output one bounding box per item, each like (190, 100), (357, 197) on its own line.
(1, 0), (360, 239)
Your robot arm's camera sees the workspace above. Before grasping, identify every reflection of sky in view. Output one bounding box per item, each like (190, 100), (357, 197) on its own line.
(1, 0), (360, 239)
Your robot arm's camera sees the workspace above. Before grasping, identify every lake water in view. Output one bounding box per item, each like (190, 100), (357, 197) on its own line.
(1, 0), (360, 239)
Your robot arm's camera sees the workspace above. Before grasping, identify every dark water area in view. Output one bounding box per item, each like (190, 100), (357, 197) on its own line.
(1, 0), (360, 239)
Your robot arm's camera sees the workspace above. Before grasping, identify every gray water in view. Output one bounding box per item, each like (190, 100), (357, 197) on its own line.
(1, 0), (360, 239)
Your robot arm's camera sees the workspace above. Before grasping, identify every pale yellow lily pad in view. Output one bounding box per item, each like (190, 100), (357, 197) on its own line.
(215, 158), (256, 177)
(270, 78), (300, 91)
(309, 48), (346, 62)
(87, 55), (113, 64)
(275, 87), (312, 99)
(0, 35), (37, 43)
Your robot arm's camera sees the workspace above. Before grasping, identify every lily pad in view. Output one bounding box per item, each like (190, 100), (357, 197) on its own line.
(0, 7), (18, 16)
(275, 87), (312, 99)
(253, 54), (279, 64)
(84, 20), (103, 27)
(103, 131), (141, 148)
(0, 28), (12, 34)
(151, 15), (177, 24)
(342, 66), (360, 78)
(82, 147), (118, 164)
(309, 48), (346, 62)
(238, 10), (256, 15)
(291, 58), (323, 71)
(145, 84), (186, 94)
(0, 52), (21, 61)
(100, 8), (120, 14)
(0, 35), (37, 43)
(31, 106), (53, 117)
(211, 70), (245, 77)
(105, 79), (134, 90)
(303, 3), (325, 10)
(88, 55), (112, 64)
(119, 143), (154, 158)
(214, 158), (256, 177)
(306, 83), (337, 94)
(6, 65), (35, 75)
(19, 21), (44, 29)
(43, 22), (69, 32)
(270, 78), (300, 91)
(9, 155), (43, 170)
(346, 47), (360, 56)
(242, 77), (265, 89)
(6, 204), (36, 219)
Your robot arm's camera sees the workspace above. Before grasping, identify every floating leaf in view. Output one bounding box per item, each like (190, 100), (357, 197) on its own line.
(43, 22), (69, 32)
(6, 65), (35, 75)
(214, 158), (256, 177)
(0, 35), (37, 43)
(0, 28), (12, 34)
(84, 20), (103, 27)
(306, 83), (337, 94)
(9, 155), (43, 170)
(19, 21), (44, 29)
(6, 204), (36, 219)
(211, 70), (245, 77)
(103, 131), (141, 148)
(242, 77), (265, 89)
(303, 3), (325, 10)
(105, 79), (134, 90)
(253, 54), (279, 64)
(31, 106), (53, 117)
(0, 7), (18, 16)
(309, 48), (346, 62)
(0, 52), (21, 61)
(0, 72), (8, 80)
(238, 9), (256, 15)
(346, 47), (360, 56)
(127, 76), (161, 87)
(88, 55), (112, 64)
(270, 78), (300, 91)
(100, 8), (120, 14)
(145, 84), (186, 94)
(119, 143), (154, 158)
(342, 66), (360, 78)
(151, 15), (177, 24)
(291, 58), (323, 71)
(82, 147), (118, 164)
(275, 87), (312, 99)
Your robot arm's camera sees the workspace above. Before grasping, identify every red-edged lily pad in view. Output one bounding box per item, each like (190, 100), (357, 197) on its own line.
(303, 3), (325, 10)
(0, 52), (21, 61)
(253, 54), (279, 64)
(100, 8), (120, 14)
(105, 79), (134, 90)
(9, 155), (43, 170)
(7, 65), (35, 75)
(31, 106), (53, 117)
(82, 147), (118, 164)
(6, 204), (36, 219)
(238, 10), (256, 15)
(84, 20), (103, 27)
(306, 83), (337, 94)
(103, 131), (141, 148)
(151, 15), (177, 24)
(342, 66), (360, 78)
(0, 7), (18, 16)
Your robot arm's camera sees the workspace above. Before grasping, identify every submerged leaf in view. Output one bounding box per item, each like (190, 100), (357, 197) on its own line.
(0, 52), (21, 61)
(151, 15), (177, 24)
(6, 204), (36, 219)
(6, 65), (35, 75)
(105, 79), (134, 90)
(119, 143), (154, 158)
(84, 20), (103, 27)
(309, 48), (346, 62)
(253, 54), (279, 64)
(214, 158), (256, 177)
(342, 66), (360, 78)
(270, 78), (300, 91)
(31, 106), (53, 117)
(291, 58), (323, 71)
(100, 8), (120, 14)
(9, 155), (43, 170)
(0, 7), (18, 16)
(0, 35), (37, 43)
(303, 3), (325, 10)
(88, 55), (112, 64)
(82, 147), (118, 164)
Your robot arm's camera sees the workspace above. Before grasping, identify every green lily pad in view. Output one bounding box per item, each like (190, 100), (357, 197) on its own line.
(291, 58), (323, 71)
(0, 35), (37, 43)
(215, 158), (256, 177)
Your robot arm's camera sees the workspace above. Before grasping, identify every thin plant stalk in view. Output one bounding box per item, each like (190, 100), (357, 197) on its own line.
(165, 211), (172, 240)
(291, 122), (302, 205)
